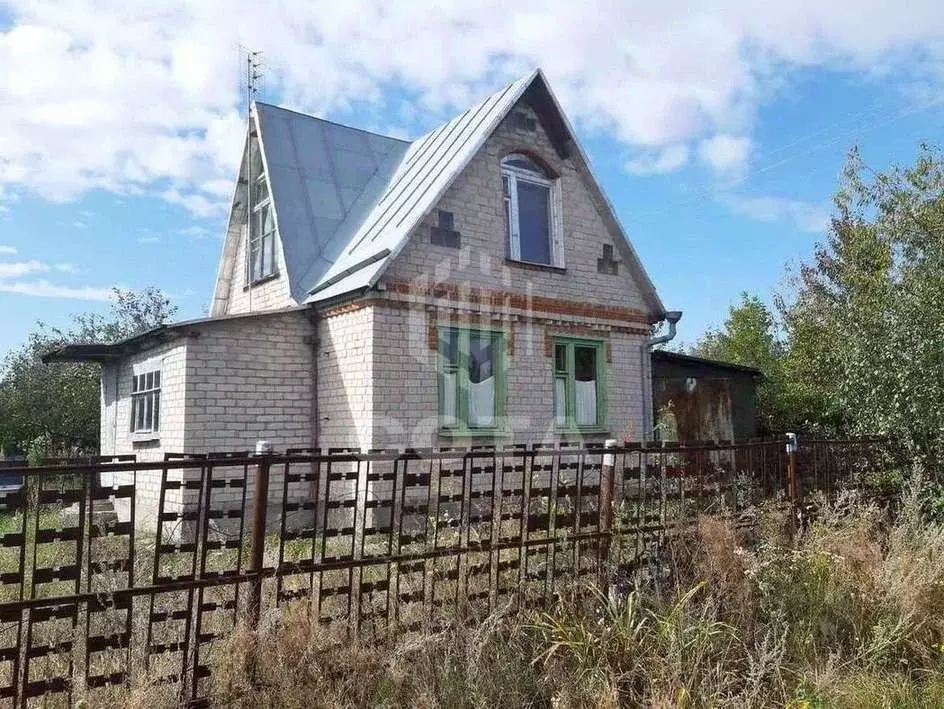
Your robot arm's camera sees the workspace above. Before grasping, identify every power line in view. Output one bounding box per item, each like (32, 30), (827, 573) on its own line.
(626, 93), (944, 225)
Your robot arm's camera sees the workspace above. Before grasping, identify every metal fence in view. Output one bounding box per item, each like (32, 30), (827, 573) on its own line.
(0, 437), (901, 706)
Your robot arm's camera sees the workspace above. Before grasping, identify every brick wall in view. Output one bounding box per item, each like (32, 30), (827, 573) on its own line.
(182, 311), (313, 453)
(101, 310), (316, 530)
(369, 303), (646, 449)
(181, 310), (315, 514)
(317, 305), (375, 451)
(100, 339), (188, 529)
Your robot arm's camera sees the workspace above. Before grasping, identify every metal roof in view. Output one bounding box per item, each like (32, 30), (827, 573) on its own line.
(305, 71), (536, 301)
(651, 350), (764, 377)
(253, 103), (410, 301)
(42, 306), (309, 363)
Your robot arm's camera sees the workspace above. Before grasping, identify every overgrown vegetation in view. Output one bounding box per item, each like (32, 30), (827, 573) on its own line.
(692, 144), (944, 463)
(98, 485), (944, 708)
(0, 287), (176, 458)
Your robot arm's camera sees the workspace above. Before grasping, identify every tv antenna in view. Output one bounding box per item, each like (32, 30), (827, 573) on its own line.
(240, 46), (263, 312)
(240, 46), (264, 117)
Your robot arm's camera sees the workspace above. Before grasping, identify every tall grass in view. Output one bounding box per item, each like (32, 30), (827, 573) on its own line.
(106, 482), (944, 708)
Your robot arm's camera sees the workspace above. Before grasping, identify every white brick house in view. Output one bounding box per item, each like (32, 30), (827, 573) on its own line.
(47, 70), (674, 522)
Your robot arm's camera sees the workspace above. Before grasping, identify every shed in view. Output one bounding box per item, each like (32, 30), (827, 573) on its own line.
(650, 351), (762, 442)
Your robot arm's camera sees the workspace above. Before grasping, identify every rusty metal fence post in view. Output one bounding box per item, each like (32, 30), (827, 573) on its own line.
(248, 441), (273, 627)
(599, 439), (617, 580)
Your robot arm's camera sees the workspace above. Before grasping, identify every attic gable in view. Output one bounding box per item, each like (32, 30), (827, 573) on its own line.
(307, 70), (665, 320)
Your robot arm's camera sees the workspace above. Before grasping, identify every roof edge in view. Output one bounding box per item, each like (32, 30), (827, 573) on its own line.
(651, 350), (764, 376)
(42, 306), (311, 364)
(362, 69), (541, 292)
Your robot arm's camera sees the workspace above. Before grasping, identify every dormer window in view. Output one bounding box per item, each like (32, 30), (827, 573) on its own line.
(501, 153), (563, 267)
(247, 140), (277, 284)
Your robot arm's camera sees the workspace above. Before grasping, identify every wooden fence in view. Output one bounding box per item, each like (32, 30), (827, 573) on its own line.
(0, 437), (901, 706)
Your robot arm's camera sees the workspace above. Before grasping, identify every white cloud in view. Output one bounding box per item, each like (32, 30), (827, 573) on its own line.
(0, 256), (105, 299)
(72, 219), (87, 229)
(625, 145), (690, 175)
(0, 280), (113, 300)
(0, 0), (942, 211)
(178, 225), (213, 239)
(697, 134), (753, 176)
(138, 236), (160, 244)
(0, 259), (49, 279)
(0, 246), (16, 255)
(722, 194), (831, 232)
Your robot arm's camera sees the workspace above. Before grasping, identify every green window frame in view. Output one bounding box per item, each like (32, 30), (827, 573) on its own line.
(437, 327), (507, 435)
(553, 337), (607, 432)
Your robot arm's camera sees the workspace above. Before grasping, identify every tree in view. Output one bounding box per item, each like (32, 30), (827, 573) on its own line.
(783, 144), (944, 465)
(0, 287), (176, 457)
(693, 293), (789, 433)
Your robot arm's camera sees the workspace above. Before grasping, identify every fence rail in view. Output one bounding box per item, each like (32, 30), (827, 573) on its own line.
(0, 437), (901, 706)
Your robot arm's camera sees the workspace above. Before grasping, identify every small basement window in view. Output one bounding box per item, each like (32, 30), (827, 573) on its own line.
(130, 370), (161, 433)
(501, 153), (563, 267)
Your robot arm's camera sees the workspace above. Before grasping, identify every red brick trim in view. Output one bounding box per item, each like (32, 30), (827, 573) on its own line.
(318, 292), (651, 338)
(427, 312), (517, 355)
(543, 326), (614, 362)
(384, 280), (651, 325)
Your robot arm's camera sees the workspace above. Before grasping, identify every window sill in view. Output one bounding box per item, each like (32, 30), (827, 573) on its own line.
(554, 426), (610, 437)
(504, 258), (566, 274)
(130, 432), (160, 445)
(438, 428), (513, 440)
(243, 272), (280, 290)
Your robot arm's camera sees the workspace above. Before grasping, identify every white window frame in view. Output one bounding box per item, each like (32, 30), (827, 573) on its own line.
(130, 369), (161, 434)
(501, 154), (564, 268)
(248, 161), (277, 284)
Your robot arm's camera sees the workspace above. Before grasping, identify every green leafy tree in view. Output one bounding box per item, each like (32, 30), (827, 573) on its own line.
(0, 287), (176, 458)
(693, 293), (788, 433)
(783, 144), (944, 464)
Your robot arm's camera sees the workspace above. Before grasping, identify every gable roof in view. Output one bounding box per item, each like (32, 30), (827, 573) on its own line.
(223, 70), (666, 318)
(253, 104), (410, 301)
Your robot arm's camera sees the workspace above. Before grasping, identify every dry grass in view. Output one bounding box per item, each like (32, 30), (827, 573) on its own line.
(196, 487), (944, 708)
(75, 479), (944, 707)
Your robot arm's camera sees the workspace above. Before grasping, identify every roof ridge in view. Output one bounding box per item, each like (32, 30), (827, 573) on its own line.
(253, 100), (412, 145)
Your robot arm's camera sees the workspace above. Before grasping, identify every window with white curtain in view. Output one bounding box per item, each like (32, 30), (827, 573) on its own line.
(130, 369), (161, 433)
(553, 338), (606, 431)
(501, 153), (563, 267)
(438, 327), (506, 432)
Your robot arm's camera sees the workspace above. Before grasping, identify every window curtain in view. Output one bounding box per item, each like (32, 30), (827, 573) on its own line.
(469, 375), (495, 427)
(442, 371), (458, 426)
(555, 378), (567, 426)
(575, 379), (597, 426)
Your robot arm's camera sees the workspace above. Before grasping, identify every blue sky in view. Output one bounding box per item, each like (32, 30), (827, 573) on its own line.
(1, 1), (943, 357)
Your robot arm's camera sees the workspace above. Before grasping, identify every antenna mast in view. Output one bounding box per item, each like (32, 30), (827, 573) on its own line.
(243, 48), (263, 313)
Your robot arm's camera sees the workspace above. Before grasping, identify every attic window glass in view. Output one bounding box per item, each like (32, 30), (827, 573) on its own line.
(501, 153), (563, 267)
(248, 141), (277, 284)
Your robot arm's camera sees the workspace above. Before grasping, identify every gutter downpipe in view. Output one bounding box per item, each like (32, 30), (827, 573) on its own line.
(641, 310), (682, 442)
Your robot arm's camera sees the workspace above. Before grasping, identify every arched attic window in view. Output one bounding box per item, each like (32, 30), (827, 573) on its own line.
(501, 152), (563, 267)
